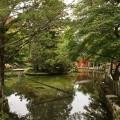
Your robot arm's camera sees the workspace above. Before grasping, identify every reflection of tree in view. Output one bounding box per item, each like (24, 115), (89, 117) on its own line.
(4, 86), (14, 96)
(5, 79), (74, 120)
(77, 80), (100, 95)
(0, 90), (20, 120)
(4, 74), (76, 120)
(2, 89), (74, 120)
(75, 73), (113, 120)
(67, 112), (82, 120)
(66, 94), (113, 120)
(82, 96), (113, 120)
(18, 96), (73, 120)
(3, 70), (112, 120)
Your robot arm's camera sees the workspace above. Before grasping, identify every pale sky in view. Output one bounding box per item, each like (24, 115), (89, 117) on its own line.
(63, 0), (78, 17)
(64, 0), (78, 5)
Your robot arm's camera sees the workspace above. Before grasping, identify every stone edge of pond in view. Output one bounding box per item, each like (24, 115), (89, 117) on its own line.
(106, 95), (120, 120)
(101, 83), (120, 120)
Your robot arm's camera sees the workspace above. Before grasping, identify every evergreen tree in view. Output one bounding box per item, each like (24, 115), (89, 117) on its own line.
(28, 0), (73, 74)
(0, 0), (69, 113)
(0, 0), (68, 83)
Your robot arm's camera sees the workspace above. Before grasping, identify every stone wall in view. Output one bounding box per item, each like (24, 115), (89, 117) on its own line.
(106, 95), (120, 120)
(104, 75), (120, 120)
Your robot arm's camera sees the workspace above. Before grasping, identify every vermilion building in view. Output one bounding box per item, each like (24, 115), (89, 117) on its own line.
(77, 60), (90, 67)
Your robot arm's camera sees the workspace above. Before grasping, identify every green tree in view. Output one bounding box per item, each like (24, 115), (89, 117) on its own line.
(0, 0), (69, 114)
(72, 0), (120, 80)
(0, 0), (68, 83)
(30, 29), (73, 74)
(29, 0), (73, 74)
(64, 27), (82, 62)
(30, 30), (58, 72)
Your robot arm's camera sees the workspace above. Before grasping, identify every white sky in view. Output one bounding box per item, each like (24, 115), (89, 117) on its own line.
(63, 0), (78, 18)
(11, 0), (78, 18)
(64, 0), (78, 5)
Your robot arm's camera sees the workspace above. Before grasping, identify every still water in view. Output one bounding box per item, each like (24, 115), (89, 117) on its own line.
(4, 69), (113, 120)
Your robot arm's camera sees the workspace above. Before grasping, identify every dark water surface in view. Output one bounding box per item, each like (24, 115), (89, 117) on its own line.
(4, 69), (113, 120)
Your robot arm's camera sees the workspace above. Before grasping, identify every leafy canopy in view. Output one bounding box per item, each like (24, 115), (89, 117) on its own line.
(71, 0), (120, 62)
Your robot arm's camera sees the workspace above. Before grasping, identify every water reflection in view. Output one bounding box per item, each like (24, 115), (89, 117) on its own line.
(73, 82), (112, 120)
(7, 84), (92, 120)
(70, 84), (91, 114)
(82, 96), (113, 120)
(7, 93), (29, 117)
(4, 69), (112, 120)
(7, 93), (73, 120)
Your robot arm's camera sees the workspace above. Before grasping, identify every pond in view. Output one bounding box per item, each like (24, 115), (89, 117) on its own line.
(4, 69), (113, 120)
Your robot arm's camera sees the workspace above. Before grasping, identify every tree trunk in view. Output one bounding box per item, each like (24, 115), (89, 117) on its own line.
(112, 62), (120, 81)
(0, 47), (5, 86)
(0, 31), (5, 86)
(0, 27), (5, 113)
(0, 84), (3, 114)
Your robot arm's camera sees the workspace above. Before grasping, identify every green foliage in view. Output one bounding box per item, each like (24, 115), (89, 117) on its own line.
(0, 0), (73, 87)
(0, 110), (13, 120)
(0, 0), (67, 64)
(72, 0), (120, 63)
(30, 32), (74, 73)
(63, 28), (78, 61)
(28, 0), (73, 74)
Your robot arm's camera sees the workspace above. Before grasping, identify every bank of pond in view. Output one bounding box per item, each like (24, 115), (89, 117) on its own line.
(1, 69), (113, 120)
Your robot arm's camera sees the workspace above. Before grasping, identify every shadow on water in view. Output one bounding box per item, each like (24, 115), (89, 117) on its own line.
(2, 69), (113, 120)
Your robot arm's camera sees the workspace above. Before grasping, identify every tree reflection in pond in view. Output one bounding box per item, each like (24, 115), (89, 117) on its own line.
(75, 80), (113, 120)
(4, 70), (113, 120)
(82, 96), (113, 120)
(17, 96), (73, 120)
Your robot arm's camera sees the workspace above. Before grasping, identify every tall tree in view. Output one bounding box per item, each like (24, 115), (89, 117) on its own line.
(72, 0), (120, 80)
(0, 0), (68, 113)
(30, 29), (73, 74)
(28, 0), (72, 74)
(0, 0), (68, 83)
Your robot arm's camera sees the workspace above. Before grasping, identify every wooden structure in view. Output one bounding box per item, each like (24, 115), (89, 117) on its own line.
(77, 60), (90, 67)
